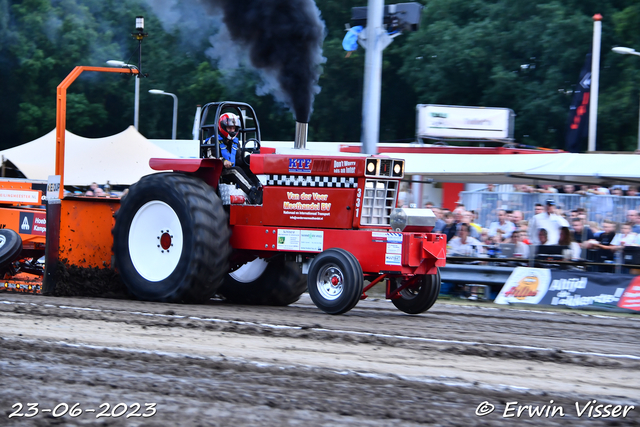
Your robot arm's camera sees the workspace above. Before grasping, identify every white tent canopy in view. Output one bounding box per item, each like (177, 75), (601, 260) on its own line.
(4, 129), (639, 187)
(0, 126), (177, 186)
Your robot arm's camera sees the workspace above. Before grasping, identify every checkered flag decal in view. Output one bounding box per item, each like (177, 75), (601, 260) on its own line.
(266, 175), (357, 188)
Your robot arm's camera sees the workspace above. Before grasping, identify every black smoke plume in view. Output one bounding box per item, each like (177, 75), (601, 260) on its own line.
(204, 0), (325, 123)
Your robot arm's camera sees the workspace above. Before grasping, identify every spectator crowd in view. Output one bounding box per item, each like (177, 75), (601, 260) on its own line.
(426, 183), (640, 262)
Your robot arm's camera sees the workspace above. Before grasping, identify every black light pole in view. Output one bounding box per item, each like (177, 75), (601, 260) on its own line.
(131, 16), (148, 130)
(133, 16), (148, 75)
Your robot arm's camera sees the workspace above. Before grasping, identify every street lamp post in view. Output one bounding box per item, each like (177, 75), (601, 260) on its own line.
(105, 17), (148, 132)
(106, 60), (140, 130)
(149, 89), (178, 140)
(612, 46), (640, 151)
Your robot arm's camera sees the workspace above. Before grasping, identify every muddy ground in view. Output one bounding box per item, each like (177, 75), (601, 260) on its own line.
(1, 291), (639, 426)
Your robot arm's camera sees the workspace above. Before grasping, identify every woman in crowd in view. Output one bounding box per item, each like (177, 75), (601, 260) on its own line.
(559, 226), (582, 260)
(511, 230), (530, 258)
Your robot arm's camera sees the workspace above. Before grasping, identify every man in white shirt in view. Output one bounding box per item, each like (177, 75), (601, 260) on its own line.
(627, 210), (640, 234)
(448, 224), (485, 256)
(528, 199), (569, 245)
(488, 209), (515, 241)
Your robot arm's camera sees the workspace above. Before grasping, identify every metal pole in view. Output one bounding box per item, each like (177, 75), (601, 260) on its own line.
(134, 76), (140, 130)
(136, 36), (142, 131)
(170, 93), (178, 140)
(412, 175), (423, 207)
(361, 0), (384, 155)
(192, 105), (202, 140)
(587, 14), (602, 152)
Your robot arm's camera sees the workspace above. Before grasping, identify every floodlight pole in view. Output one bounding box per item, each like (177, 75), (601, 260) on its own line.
(132, 16), (148, 132)
(361, 0), (385, 155)
(359, 2), (412, 155)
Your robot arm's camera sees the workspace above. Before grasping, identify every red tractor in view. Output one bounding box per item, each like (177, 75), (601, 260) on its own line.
(112, 101), (447, 314)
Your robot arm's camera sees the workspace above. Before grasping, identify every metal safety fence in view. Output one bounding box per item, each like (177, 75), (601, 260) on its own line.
(459, 191), (640, 228)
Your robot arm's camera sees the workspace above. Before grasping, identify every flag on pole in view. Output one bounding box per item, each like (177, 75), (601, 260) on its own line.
(565, 54), (592, 152)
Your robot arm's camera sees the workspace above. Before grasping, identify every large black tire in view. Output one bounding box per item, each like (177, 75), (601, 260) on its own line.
(349, 250), (364, 311)
(307, 248), (363, 315)
(112, 173), (231, 303)
(391, 269), (441, 314)
(0, 229), (22, 270)
(218, 257), (306, 306)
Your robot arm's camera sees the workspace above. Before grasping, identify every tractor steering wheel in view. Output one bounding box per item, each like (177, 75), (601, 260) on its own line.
(240, 138), (261, 166)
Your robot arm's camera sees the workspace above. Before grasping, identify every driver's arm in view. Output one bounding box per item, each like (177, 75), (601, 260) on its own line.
(219, 142), (235, 168)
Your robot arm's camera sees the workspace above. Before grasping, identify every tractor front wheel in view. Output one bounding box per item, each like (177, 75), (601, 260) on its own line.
(307, 248), (363, 315)
(390, 269), (441, 314)
(113, 173), (230, 303)
(218, 257), (306, 306)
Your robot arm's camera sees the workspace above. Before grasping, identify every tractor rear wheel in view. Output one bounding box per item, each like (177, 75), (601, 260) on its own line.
(0, 229), (22, 270)
(218, 257), (306, 306)
(113, 173), (230, 303)
(390, 269), (441, 314)
(307, 248), (363, 315)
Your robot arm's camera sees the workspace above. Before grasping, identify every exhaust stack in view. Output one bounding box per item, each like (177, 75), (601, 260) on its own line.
(294, 122), (308, 149)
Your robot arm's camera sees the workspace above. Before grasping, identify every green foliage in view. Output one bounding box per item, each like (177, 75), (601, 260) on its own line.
(1, 0), (640, 152)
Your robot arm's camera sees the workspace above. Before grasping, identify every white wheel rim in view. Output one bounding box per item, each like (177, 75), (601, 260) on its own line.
(316, 263), (344, 301)
(0, 235), (6, 249)
(229, 258), (269, 283)
(128, 201), (183, 282)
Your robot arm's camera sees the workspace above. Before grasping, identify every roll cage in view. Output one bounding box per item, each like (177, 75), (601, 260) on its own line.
(198, 101), (261, 159)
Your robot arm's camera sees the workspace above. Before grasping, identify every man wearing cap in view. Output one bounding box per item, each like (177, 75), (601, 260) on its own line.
(528, 199), (569, 245)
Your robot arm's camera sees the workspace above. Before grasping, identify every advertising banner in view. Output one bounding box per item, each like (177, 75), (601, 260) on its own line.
(416, 104), (514, 140)
(539, 271), (627, 310)
(617, 276), (640, 312)
(494, 268), (551, 305)
(495, 267), (640, 312)
(565, 53), (591, 153)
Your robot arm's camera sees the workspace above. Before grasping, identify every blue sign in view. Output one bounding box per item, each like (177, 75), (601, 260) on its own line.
(289, 158), (312, 173)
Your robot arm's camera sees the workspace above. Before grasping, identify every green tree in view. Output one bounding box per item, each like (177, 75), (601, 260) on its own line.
(400, 0), (640, 151)
(3, 0), (640, 152)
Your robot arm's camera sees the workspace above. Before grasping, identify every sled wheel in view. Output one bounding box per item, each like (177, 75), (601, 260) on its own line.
(0, 229), (22, 269)
(219, 257), (306, 306)
(113, 173), (231, 302)
(307, 248), (363, 315)
(391, 269), (441, 314)
(349, 250), (364, 311)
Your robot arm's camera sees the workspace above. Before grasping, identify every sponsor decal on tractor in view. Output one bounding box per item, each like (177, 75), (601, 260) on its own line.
(19, 212), (46, 236)
(288, 158), (312, 173)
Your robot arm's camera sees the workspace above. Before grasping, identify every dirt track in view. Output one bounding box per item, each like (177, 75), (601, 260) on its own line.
(1, 292), (639, 426)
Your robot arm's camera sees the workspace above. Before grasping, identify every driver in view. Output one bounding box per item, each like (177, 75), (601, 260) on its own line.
(218, 113), (240, 168)
(210, 112), (262, 204)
